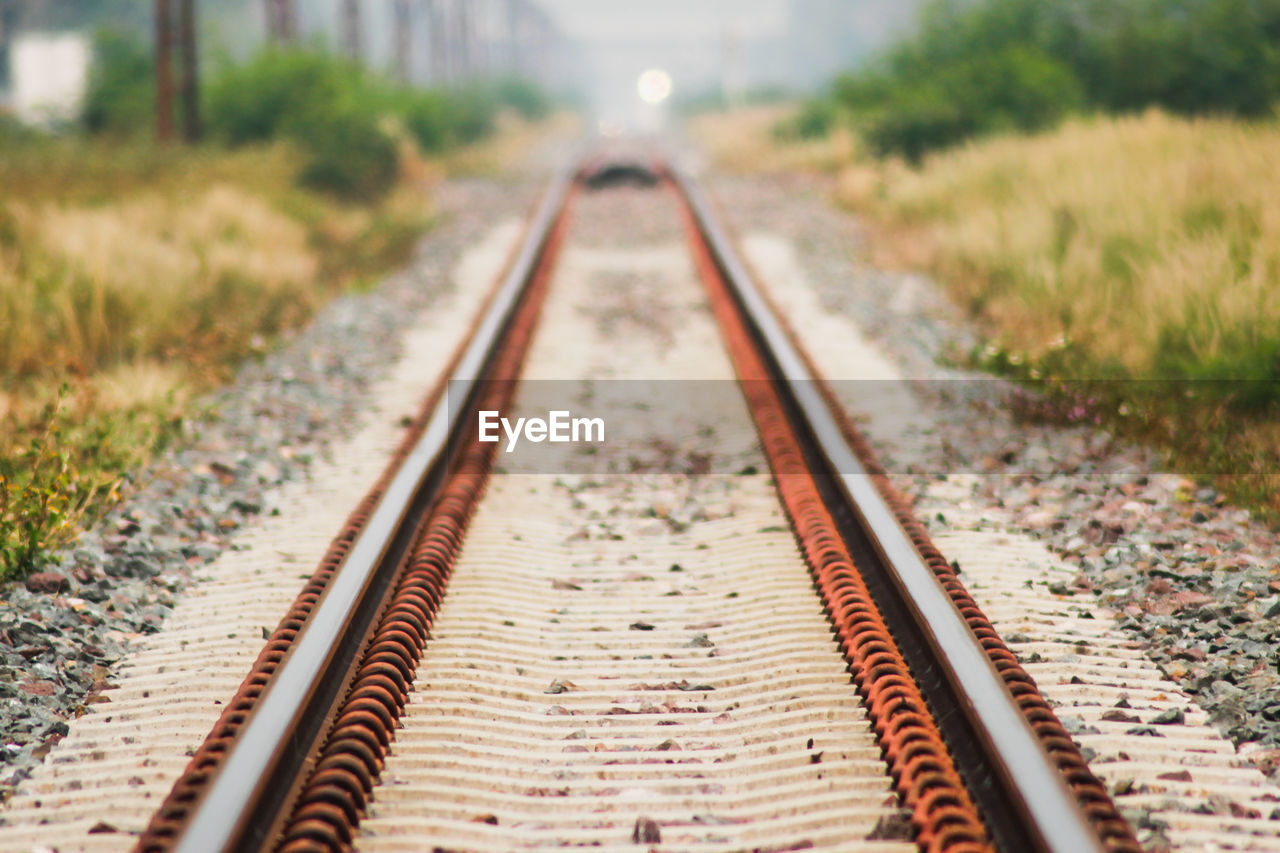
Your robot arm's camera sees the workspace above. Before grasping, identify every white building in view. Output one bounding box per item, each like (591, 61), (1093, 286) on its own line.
(11, 31), (90, 126)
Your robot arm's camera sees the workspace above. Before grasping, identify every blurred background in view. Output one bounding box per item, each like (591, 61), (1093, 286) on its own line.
(3, 0), (1280, 574)
(0, 0), (923, 129)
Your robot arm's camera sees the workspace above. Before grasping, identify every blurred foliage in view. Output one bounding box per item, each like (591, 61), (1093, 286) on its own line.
(204, 48), (357, 145)
(490, 76), (554, 122)
(400, 89), (459, 153)
(0, 115), (42, 146)
(82, 29), (155, 137)
(0, 28), (555, 578)
(773, 98), (839, 142)
(675, 86), (797, 117)
(830, 0), (1280, 159)
(83, 37), (554, 201)
(204, 49), (402, 200)
(297, 103), (400, 201)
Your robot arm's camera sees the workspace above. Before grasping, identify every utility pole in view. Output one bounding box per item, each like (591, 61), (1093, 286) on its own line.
(178, 0), (200, 141)
(455, 0), (471, 83)
(0, 2), (9, 93)
(393, 0), (411, 82)
(506, 0), (520, 74)
(342, 0), (361, 61)
(265, 0), (294, 43)
(155, 0), (174, 142)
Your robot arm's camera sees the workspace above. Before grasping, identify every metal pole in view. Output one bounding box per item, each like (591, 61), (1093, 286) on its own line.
(155, 0), (174, 143)
(263, 0), (280, 43)
(506, 0), (519, 74)
(427, 0), (446, 85)
(342, 0), (361, 61)
(455, 0), (470, 83)
(394, 0), (411, 82)
(279, 0), (294, 41)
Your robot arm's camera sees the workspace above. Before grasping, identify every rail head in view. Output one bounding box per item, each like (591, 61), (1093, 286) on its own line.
(671, 163), (1108, 853)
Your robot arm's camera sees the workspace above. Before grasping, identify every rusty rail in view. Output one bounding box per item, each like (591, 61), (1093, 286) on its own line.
(147, 164), (576, 853)
(671, 163), (1138, 853)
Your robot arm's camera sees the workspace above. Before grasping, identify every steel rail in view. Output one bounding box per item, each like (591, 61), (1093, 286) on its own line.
(672, 165), (1108, 853)
(170, 163), (578, 853)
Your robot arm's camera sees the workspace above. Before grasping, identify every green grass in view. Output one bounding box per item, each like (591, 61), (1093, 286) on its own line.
(0, 390), (182, 579)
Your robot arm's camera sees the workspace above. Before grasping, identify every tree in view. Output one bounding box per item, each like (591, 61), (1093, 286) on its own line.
(154, 0), (173, 142)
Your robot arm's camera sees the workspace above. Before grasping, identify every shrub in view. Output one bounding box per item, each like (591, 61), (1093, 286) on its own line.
(448, 84), (498, 143)
(401, 90), (457, 153)
(837, 0), (1280, 159)
(201, 48), (546, 199)
(205, 49), (357, 145)
(861, 45), (1082, 161)
(204, 50), (403, 201)
(0, 115), (43, 146)
(862, 86), (975, 162)
(490, 76), (552, 121)
(773, 99), (838, 141)
(296, 102), (399, 202)
(0, 392), (106, 580)
(83, 29), (154, 136)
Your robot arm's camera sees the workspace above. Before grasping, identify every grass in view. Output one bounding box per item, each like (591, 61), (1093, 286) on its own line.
(839, 111), (1280, 383)
(686, 105), (858, 175)
(0, 136), (436, 580)
(694, 106), (1280, 520)
(439, 110), (581, 177)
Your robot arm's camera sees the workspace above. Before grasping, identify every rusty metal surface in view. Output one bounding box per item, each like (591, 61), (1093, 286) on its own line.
(678, 184), (991, 853)
(275, 188), (570, 853)
(136, 169), (575, 853)
(672, 167), (1141, 853)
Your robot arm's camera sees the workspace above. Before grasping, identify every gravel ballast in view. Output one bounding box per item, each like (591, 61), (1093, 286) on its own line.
(708, 172), (1280, 783)
(0, 178), (540, 799)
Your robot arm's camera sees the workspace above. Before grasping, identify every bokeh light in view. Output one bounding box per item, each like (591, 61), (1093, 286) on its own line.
(636, 68), (673, 105)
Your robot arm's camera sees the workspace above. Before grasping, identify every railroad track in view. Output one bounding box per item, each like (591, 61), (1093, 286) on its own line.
(2, 156), (1158, 852)
(130, 155), (1140, 853)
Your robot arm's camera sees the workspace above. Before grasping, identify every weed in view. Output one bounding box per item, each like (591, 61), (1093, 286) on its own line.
(0, 391), (107, 580)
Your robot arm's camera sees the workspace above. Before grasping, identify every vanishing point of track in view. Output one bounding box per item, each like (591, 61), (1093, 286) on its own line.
(128, 156), (1142, 853)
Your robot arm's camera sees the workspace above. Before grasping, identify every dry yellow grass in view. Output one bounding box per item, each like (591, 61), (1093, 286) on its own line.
(0, 138), (439, 577)
(443, 110), (582, 177)
(838, 111), (1280, 377)
(89, 361), (191, 412)
(0, 138), (436, 411)
(2, 184), (316, 384)
(686, 105), (857, 174)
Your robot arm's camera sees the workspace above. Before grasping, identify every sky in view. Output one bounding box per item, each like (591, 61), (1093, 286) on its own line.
(535, 0), (790, 41)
